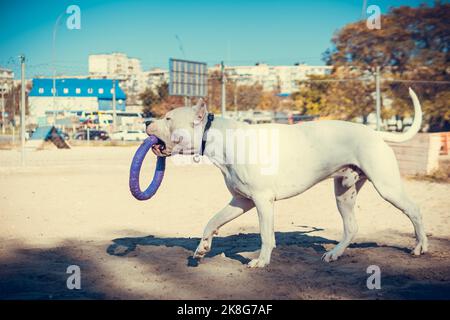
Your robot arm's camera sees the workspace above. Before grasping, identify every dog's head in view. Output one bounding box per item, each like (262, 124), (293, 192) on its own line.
(146, 99), (208, 157)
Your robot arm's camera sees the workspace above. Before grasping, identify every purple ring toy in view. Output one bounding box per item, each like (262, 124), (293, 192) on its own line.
(129, 135), (166, 201)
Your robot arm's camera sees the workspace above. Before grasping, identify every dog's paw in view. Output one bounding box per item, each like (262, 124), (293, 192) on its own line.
(412, 241), (428, 256)
(193, 239), (210, 259)
(193, 249), (206, 259)
(321, 250), (341, 263)
(247, 258), (269, 268)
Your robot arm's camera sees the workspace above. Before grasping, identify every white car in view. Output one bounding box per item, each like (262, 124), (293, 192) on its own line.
(111, 130), (147, 141)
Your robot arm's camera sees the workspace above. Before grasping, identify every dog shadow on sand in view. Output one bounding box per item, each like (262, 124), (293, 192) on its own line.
(106, 227), (411, 267)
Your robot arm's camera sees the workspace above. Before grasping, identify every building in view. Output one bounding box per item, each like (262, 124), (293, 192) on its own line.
(28, 78), (126, 122)
(0, 67), (14, 82)
(88, 54), (332, 102)
(210, 63), (333, 95)
(89, 53), (144, 104)
(144, 68), (169, 92)
(88, 53), (142, 78)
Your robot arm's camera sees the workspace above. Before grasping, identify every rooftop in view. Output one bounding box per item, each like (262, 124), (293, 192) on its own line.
(29, 78), (126, 100)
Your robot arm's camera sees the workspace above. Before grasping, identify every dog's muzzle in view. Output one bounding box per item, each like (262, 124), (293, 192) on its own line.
(145, 120), (167, 153)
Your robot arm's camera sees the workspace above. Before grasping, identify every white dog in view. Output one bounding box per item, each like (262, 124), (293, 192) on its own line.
(146, 88), (428, 268)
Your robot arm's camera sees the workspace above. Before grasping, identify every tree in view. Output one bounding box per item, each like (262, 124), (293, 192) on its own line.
(2, 83), (31, 126)
(139, 82), (183, 118)
(207, 70), (222, 113)
(207, 71), (267, 112)
(291, 75), (330, 115)
(323, 2), (450, 130)
(258, 91), (280, 111)
(235, 84), (264, 110)
(140, 87), (160, 117)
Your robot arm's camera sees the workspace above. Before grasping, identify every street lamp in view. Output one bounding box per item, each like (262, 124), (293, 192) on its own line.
(52, 12), (65, 126)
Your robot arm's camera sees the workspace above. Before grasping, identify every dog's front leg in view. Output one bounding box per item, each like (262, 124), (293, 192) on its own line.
(248, 195), (275, 268)
(194, 196), (254, 259)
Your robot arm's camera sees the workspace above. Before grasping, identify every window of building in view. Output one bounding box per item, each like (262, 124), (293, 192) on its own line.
(76, 88), (81, 94)
(99, 88), (104, 94)
(63, 88), (69, 94)
(88, 88), (93, 94)
(38, 88), (44, 94)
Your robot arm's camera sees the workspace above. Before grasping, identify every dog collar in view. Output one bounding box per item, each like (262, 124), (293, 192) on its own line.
(200, 113), (215, 156)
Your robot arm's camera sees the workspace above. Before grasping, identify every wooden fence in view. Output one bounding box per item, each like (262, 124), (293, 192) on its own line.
(388, 133), (443, 176)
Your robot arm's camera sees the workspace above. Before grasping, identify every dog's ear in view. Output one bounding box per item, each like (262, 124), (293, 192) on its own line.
(193, 98), (207, 125)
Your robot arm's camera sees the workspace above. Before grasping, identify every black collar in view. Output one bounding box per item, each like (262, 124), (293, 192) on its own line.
(200, 113), (215, 155)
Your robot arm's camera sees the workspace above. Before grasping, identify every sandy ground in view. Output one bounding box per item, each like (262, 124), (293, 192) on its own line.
(0, 146), (450, 300)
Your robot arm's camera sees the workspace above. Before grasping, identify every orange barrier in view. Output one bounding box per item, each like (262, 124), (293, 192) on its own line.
(440, 132), (450, 155)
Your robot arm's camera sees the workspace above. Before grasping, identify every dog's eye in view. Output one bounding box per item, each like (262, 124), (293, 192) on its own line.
(166, 117), (171, 121)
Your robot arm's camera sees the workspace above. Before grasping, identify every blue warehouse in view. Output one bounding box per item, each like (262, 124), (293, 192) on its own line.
(29, 78), (127, 121)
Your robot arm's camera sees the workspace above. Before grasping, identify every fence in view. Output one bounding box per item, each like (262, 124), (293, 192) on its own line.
(388, 133), (442, 175)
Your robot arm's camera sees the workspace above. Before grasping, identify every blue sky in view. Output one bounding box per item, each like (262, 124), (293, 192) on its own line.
(0, 0), (437, 78)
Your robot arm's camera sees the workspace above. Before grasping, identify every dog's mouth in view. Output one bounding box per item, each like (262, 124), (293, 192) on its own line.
(152, 138), (172, 157)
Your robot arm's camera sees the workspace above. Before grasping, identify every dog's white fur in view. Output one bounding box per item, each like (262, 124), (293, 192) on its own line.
(147, 88), (428, 268)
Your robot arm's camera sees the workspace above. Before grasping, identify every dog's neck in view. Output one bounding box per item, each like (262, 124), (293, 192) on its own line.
(200, 113), (215, 156)
(201, 116), (245, 171)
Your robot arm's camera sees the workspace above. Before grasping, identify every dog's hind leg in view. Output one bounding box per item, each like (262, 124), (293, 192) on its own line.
(361, 145), (428, 256)
(322, 176), (366, 262)
(370, 177), (428, 255)
(193, 196), (254, 259)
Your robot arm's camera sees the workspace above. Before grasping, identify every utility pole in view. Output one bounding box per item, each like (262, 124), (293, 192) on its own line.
(221, 61), (226, 117)
(112, 79), (117, 132)
(1, 84), (5, 134)
(375, 66), (381, 131)
(20, 55), (26, 166)
(12, 83), (16, 144)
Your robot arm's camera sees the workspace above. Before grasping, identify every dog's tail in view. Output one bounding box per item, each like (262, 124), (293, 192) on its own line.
(377, 88), (422, 143)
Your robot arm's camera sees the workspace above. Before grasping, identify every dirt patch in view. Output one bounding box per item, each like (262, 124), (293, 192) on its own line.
(1, 147), (449, 299)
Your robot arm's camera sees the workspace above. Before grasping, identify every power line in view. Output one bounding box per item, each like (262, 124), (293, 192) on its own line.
(298, 79), (450, 84)
(383, 79), (450, 84)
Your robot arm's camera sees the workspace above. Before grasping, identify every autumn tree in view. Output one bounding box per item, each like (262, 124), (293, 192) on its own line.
(207, 70), (222, 113)
(291, 75), (330, 115)
(323, 2), (450, 130)
(0, 83), (31, 127)
(234, 84), (264, 110)
(208, 71), (268, 112)
(140, 87), (160, 117)
(140, 82), (183, 118)
(258, 91), (280, 111)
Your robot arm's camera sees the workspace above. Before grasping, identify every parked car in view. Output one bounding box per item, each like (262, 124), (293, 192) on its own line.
(111, 130), (147, 141)
(274, 112), (318, 124)
(73, 130), (109, 141)
(239, 111), (273, 124)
